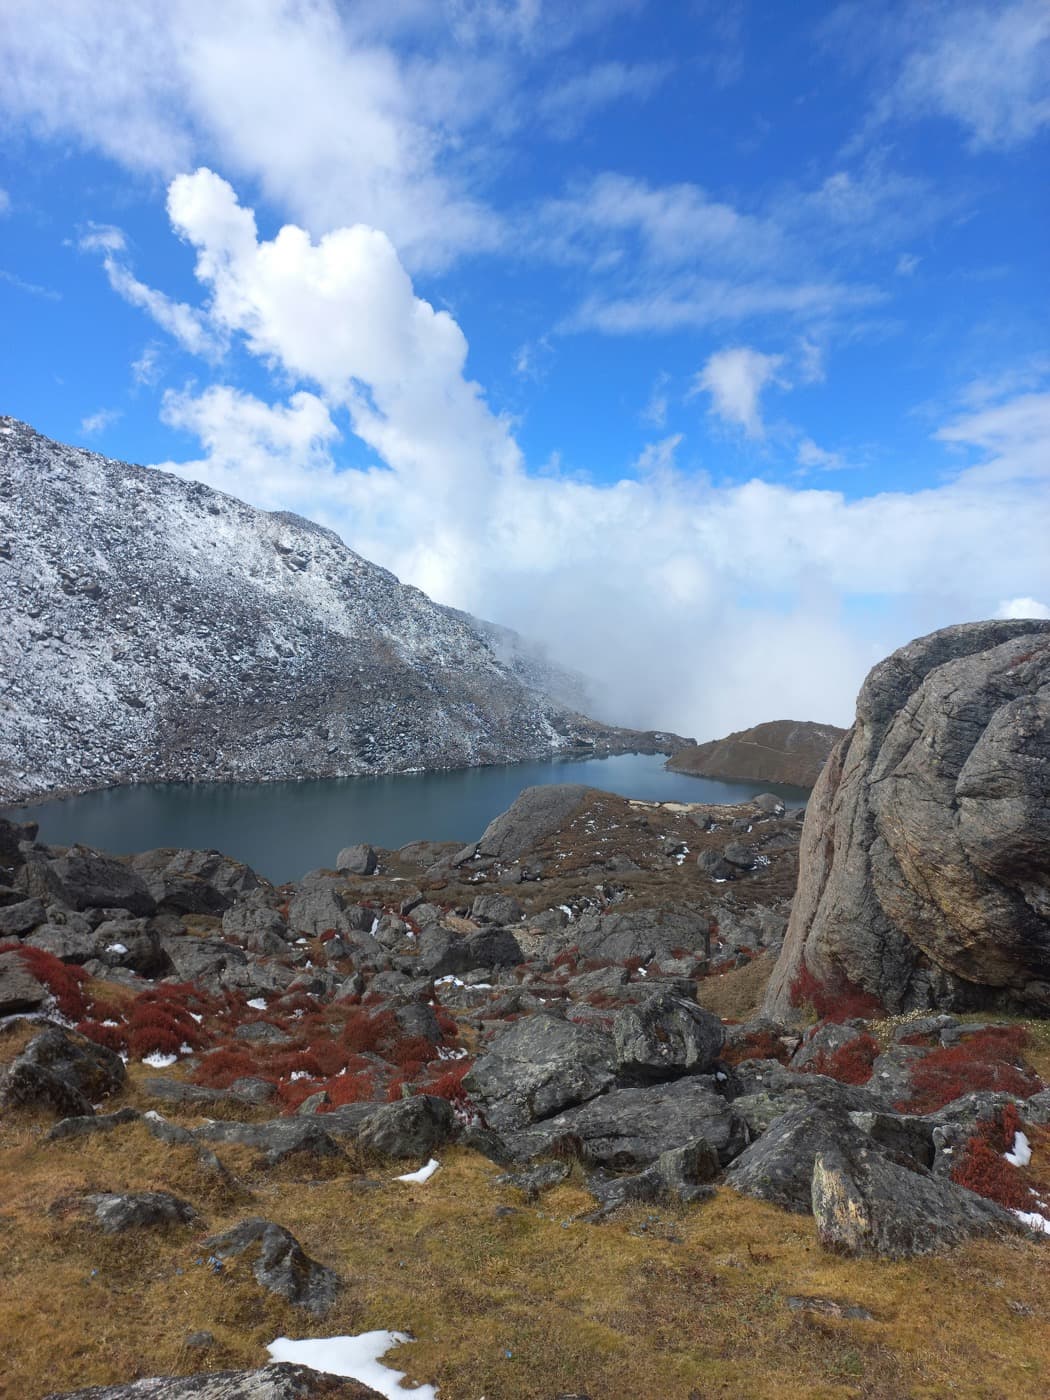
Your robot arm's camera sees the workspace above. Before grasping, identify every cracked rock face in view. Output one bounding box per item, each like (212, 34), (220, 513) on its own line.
(765, 621), (1050, 1018)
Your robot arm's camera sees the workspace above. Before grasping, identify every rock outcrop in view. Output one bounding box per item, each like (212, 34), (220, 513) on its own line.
(668, 719), (845, 789)
(765, 621), (1050, 1018)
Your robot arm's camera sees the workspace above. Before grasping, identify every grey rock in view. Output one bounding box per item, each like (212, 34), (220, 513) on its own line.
(0, 1025), (126, 1117)
(203, 1218), (341, 1313)
(463, 926), (522, 970)
(471, 893), (524, 925)
(766, 621), (1050, 1018)
(43, 847), (155, 916)
(812, 1135), (1023, 1257)
(753, 794), (786, 815)
(0, 949), (49, 1013)
(335, 843), (378, 876)
(463, 1014), (616, 1130)
(495, 1161), (571, 1197)
(414, 926), (468, 978)
(234, 1020), (291, 1045)
(24, 923), (101, 963)
(44, 1363), (384, 1399)
(519, 1078), (746, 1171)
(722, 842), (756, 870)
(728, 1061), (888, 1138)
(613, 992), (724, 1083)
(357, 1094), (456, 1158)
(223, 903), (291, 954)
(194, 1119), (343, 1167)
(130, 848), (260, 915)
(49, 1108), (143, 1141)
(789, 1021), (865, 1072)
(85, 1190), (197, 1233)
(696, 850), (734, 880)
(464, 784), (592, 863)
(0, 896), (46, 936)
(724, 1103), (856, 1213)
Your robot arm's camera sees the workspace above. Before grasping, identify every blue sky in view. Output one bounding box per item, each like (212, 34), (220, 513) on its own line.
(1, 1), (1048, 739)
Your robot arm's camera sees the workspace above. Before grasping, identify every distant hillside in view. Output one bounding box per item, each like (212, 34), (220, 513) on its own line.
(667, 719), (846, 789)
(0, 417), (682, 804)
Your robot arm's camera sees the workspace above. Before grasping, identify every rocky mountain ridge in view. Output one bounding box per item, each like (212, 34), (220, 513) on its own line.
(0, 417), (683, 806)
(667, 719), (846, 789)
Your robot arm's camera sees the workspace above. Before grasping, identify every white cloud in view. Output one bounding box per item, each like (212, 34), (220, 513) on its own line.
(95, 172), (1050, 742)
(832, 0), (1050, 152)
(796, 437), (846, 472)
(0, 0), (502, 270)
(79, 224), (222, 359)
(131, 343), (163, 386)
(641, 372), (670, 428)
(996, 596), (1050, 620)
(896, 252), (920, 276)
(935, 391), (1050, 484)
(0, 187), (10, 216)
(0, 268), (61, 300)
(691, 347), (785, 438)
(80, 407), (121, 434)
(538, 61), (670, 136)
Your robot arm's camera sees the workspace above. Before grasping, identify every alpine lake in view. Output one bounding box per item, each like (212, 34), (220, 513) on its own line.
(3, 752), (809, 884)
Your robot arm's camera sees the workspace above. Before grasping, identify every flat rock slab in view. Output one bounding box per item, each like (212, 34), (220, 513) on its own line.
(463, 1013), (616, 1131)
(0, 949), (49, 1014)
(193, 1118), (343, 1167)
(44, 1362), (384, 1398)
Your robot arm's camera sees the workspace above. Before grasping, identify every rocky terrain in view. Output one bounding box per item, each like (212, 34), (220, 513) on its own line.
(667, 719), (846, 789)
(1, 691), (1048, 1398)
(0, 417), (684, 806)
(765, 620), (1050, 1021)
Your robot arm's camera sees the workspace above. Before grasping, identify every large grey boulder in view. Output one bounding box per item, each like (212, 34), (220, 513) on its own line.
(356, 1094), (456, 1158)
(811, 1135), (1022, 1257)
(335, 843), (377, 876)
(130, 848), (260, 915)
(765, 622), (1050, 1018)
(457, 784), (592, 863)
(44, 1364), (384, 1398)
(203, 1218), (341, 1313)
(0, 949), (49, 1014)
(22, 846), (155, 916)
(0, 896), (46, 937)
(513, 1078), (747, 1170)
(0, 1025), (127, 1117)
(613, 992), (724, 1083)
(463, 1013), (616, 1130)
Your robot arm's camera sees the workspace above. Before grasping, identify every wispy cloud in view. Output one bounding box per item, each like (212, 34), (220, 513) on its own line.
(0, 187), (10, 217)
(80, 407), (122, 434)
(538, 60), (670, 136)
(690, 346), (785, 438)
(0, 267), (61, 300)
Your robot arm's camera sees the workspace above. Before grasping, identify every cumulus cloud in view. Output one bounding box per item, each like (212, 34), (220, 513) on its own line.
(104, 172), (1050, 741)
(691, 347), (785, 438)
(996, 597), (1050, 620)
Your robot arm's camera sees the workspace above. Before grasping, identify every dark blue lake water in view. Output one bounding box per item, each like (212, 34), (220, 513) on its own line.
(4, 753), (808, 884)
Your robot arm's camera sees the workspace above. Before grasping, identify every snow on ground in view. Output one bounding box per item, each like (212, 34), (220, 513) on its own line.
(266, 1331), (438, 1398)
(396, 1159), (440, 1184)
(246, 997), (268, 1010)
(1013, 1209), (1050, 1236)
(1004, 1131), (1032, 1168)
(141, 1052), (177, 1068)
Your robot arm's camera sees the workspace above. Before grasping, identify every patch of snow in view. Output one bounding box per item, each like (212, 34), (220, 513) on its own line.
(105, 943), (128, 955)
(246, 997), (268, 1010)
(101, 1019), (120, 1028)
(434, 975), (464, 988)
(267, 1332), (437, 1399)
(370, 917), (380, 935)
(142, 1052), (177, 1068)
(189, 1012), (204, 1023)
(396, 1159), (440, 1184)
(289, 1070), (312, 1081)
(558, 904), (573, 920)
(1013, 1209), (1050, 1236)
(1005, 1131), (1032, 1168)
(437, 1047), (468, 1060)
(179, 1042), (194, 1055)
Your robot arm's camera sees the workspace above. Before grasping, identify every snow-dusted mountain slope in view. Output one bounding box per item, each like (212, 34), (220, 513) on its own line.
(0, 417), (681, 804)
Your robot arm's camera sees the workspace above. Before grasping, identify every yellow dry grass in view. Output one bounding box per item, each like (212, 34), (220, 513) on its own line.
(1, 1086), (1048, 1400)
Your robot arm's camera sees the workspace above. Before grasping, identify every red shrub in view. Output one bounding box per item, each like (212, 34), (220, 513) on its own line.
(387, 1035), (440, 1073)
(75, 1019), (127, 1053)
(895, 1028), (1041, 1114)
(722, 1029), (792, 1067)
(951, 1105), (1035, 1211)
(323, 1070), (379, 1107)
(385, 1075), (408, 1102)
(552, 948), (579, 973)
(86, 997), (126, 1024)
(343, 1009), (399, 1055)
(421, 1059), (473, 1105)
(0, 944), (89, 1020)
(128, 1022), (184, 1058)
(788, 960), (883, 1022)
(802, 1032), (880, 1086)
(432, 1004), (460, 1039)
(191, 1046), (264, 1089)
